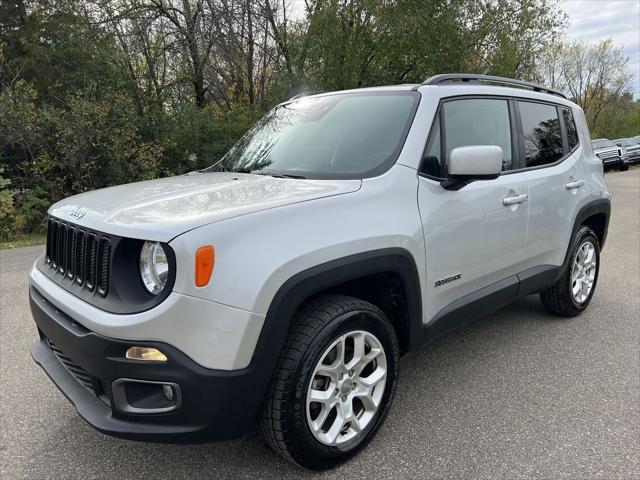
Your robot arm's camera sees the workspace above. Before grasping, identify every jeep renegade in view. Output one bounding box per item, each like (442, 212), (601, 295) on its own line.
(29, 74), (611, 470)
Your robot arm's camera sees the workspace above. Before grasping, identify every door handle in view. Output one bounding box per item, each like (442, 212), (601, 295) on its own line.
(565, 179), (584, 190)
(502, 193), (529, 206)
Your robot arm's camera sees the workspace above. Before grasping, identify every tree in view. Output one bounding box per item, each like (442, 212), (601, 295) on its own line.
(536, 39), (633, 136)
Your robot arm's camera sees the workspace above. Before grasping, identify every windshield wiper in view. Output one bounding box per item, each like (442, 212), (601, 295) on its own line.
(251, 171), (306, 179)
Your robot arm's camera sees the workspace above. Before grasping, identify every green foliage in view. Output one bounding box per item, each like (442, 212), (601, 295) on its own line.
(0, 167), (16, 240)
(11, 187), (50, 236)
(0, 167), (14, 218)
(613, 103), (640, 137)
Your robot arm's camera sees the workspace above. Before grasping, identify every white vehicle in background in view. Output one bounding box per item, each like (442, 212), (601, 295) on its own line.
(29, 74), (611, 470)
(591, 138), (629, 171)
(612, 137), (640, 164)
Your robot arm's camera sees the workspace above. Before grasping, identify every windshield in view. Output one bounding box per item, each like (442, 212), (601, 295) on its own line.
(613, 138), (633, 146)
(212, 92), (419, 179)
(591, 139), (613, 149)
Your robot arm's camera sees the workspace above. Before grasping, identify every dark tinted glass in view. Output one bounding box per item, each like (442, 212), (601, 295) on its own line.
(563, 108), (579, 149)
(443, 99), (513, 171)
(519, 101), (563, 167)
(422, 116), (442, 177)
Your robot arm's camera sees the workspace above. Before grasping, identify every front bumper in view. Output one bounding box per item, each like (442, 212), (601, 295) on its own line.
(30, 264), (265, 371)
(30, 286), (264, 442)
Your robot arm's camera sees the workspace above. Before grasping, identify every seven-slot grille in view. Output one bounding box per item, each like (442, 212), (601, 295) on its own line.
(46, 218), (111, 296)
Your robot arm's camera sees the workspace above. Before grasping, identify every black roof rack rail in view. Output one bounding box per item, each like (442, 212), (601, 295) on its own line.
(416, 74), (567, 99)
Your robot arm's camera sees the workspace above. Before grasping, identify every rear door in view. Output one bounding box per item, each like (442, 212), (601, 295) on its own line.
(516, 102), (588, 271)
(417, 97), (530, 326)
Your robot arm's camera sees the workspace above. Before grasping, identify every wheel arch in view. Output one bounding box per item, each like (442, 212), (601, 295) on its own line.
(575, 199), (610, 248)
(250, 248), (424, 372)
(556, 198), (610, 282)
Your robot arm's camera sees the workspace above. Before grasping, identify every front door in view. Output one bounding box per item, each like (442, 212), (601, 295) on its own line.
(417, 97), (530, 332)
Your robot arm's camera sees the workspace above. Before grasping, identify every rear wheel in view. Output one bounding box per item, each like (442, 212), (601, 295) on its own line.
(540, 226), (600, 316)
(259, 294), (399, 470)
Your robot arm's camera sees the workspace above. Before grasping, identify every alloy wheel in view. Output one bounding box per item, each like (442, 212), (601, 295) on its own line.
(306, 330), (387, 446)
(571, 240), (597, 304)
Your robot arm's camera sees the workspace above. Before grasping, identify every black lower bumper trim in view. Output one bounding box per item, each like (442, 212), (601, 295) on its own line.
(32, 339), (198, 438)
(30, 285), (263, 442)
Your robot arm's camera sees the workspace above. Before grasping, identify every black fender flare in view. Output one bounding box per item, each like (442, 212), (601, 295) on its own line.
(555, 198), (611, 282)
(253, 248), (424, 362)
(244, 248), (424, 416)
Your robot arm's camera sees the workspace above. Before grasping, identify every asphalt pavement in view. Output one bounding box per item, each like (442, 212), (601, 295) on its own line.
(1, 169), (639, 479)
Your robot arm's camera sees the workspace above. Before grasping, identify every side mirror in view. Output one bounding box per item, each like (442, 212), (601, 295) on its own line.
(441, 145), (503, 190)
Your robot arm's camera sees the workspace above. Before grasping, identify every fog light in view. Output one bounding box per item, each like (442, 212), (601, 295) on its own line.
(163, 384), (175, 401)
(111, 379), (181, 414)
(125, 346), (168, 362)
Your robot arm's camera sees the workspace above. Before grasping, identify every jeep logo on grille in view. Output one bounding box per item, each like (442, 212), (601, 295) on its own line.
(69, 207), (87, 219)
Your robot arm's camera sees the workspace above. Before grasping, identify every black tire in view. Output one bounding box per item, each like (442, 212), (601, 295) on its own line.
(620, 163), (629, 171)
(259, 294), (399, 470)
(540, 226), (600, 316)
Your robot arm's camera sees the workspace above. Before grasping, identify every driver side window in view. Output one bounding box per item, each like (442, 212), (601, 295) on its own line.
(443, 99), (513, 171)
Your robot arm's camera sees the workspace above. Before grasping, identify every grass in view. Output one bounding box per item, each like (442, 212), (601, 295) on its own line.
(0, 234), (47, 250)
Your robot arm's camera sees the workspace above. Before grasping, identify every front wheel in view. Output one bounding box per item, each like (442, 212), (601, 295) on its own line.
(259, 294), (399, 470)
(620, 163), (629, 171)
(540, 226), (600, 316)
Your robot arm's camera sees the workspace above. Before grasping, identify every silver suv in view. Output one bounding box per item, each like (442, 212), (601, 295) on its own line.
(29, 74), (611, 470)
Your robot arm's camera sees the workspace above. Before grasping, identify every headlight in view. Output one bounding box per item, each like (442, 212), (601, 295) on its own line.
(139, 241), (169, 295)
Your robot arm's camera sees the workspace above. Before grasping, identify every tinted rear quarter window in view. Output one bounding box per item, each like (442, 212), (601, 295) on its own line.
(562, 108), (579, 150)
(518, 101), (563, 167)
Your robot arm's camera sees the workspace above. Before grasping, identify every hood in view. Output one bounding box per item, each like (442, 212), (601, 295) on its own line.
(49, 172), (362, 242)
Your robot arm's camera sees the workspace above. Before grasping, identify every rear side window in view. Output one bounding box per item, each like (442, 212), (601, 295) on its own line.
(562, 108), (579, 150)
(442, 99), (513, 171)
(518, 101), (563, 167)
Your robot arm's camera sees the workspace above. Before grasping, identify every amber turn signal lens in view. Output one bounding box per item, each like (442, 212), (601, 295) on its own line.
(195, 245), (215, 287)
(125, 346), (168, 362)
